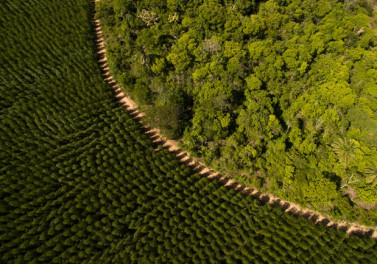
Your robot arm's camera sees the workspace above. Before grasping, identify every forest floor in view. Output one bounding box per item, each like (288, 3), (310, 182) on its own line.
(93, 0), (377, 239)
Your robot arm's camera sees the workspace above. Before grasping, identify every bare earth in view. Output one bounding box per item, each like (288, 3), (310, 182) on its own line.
(93, 0), (377, 239)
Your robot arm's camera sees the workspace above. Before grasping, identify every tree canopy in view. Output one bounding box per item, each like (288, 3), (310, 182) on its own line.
(98, 0), (377, 223)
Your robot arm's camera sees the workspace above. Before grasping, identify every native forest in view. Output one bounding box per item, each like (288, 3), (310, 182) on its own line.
(1, 0), (377, 263)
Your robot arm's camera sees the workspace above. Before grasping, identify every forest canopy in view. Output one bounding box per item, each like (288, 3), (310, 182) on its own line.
(97, 0), (377, 224)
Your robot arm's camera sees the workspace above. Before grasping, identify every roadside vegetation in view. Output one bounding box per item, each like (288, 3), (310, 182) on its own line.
(97, 0), (377, 224)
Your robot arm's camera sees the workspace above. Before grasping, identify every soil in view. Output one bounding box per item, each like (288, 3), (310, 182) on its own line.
(93, 0), (377, 239)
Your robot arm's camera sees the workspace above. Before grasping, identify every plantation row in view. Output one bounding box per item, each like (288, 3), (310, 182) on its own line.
(0, 0), (376, 263)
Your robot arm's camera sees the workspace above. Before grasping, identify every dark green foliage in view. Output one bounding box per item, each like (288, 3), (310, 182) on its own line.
(98, 0), (377, 224)
(1, 0), (377, 263)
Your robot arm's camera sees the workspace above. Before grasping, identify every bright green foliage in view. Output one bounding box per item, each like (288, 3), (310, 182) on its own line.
(99, 0), (377, 223)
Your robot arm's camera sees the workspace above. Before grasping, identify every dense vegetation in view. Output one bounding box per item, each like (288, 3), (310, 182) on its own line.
(97, 0), (377, 224)
(1, 0), (377, 263)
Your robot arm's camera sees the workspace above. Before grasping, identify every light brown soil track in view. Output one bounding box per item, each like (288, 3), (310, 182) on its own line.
(93, 0), (377, 239)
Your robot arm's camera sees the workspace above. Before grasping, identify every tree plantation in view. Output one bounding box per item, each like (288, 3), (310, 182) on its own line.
(1, 0), (377, 263)
(97, 0), (377, 224)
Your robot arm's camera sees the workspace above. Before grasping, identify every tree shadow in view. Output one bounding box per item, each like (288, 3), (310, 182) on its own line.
(338, 224), (349, 233)
(94, 38), (104, 45)
(112, 88), (123, 97)
(349, 229), (375, 237)
(97, 51), (106, 59)
(100, 72), (111, 80)
(317, 218), (331, 226)
(172, 149), (186, 159)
